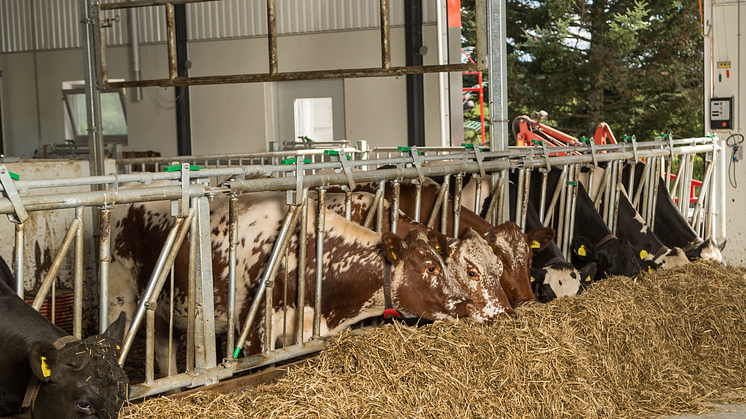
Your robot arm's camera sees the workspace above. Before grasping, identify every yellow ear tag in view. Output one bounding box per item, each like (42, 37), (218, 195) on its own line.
(584, 276), (592, 283)
(530, 276), (536, 283)
(648, 265), (655, 273)
(531, 240), (540, 249)
(41, 356), (51, 378)
(576, 245), (586, 257)
(390, 249), (397, 260)
(489, 246), (494, 253)
(116, 345), (121, 350)
(639, 249), (649, 259)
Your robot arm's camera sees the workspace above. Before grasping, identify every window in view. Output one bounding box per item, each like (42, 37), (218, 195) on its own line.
(294, 97), (333, 142)
(63, 81), (127, 145)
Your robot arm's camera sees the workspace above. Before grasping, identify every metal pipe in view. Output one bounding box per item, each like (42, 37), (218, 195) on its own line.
(414, 182), (422, 222)
(119, 209), (194, 366)
(295, 190), (309, 346)
(312, 189), (326, 340)
(496, 175), (506, 225)
(473, 175), (483, 216)
(363, 188), (383, 230)
(380, 0), (391, 70)
(567, 165), (579, 257)
(73, 207), (85, 339)
(267, 0), (278, 74)
(632, 162), (650, 210)
(427, 177), (448, 229)
(520, 169), (531, 229)
(612, 163), (623, 235)
(227, 195), (238, 357)
(234, 203), (303, 356)
(440, 175), (450, 235)
(128, 5), (143, 101)
(376, 182), (385, 233)
(485, 176), (502, 225)
(344, 189), (352, 221)
(14, 222), (24, 298)
(692, 161), (715, 230)
(32, 218), (81, 311)
(186, 205), (197, 372)
(649, 159), (660, 231)
(453, 174), (463, 238)
(538, 170), (548, 222)
(166, 4), (177, 80)
(390, 179), (401, 235)
(515, 169), (525, 227)
(543, 169), (567, 228)
(99, 208), (111, 334)
(593, 168), (609, 211)
(145, 303), (156, 383)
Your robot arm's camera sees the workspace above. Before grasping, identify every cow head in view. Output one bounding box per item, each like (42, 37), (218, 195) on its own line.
(29, 313), (129, 419)
(482, 222), (554, 308)
(444, 228), (514, 323)
(683, 238), (725, 263)
(647, 246), (690, 270)
(571, 236), (640, 280)
(530, 261), (596, 303)
(382, 230), (474, 321)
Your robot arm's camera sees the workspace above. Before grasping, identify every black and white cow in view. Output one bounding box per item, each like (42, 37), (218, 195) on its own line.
(525, 167), (641, 281)
(622, 162), (725, 262)
(0, 256), (129, 419)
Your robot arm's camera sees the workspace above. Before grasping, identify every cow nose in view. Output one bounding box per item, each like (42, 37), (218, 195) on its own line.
(466, 303), (475, 315)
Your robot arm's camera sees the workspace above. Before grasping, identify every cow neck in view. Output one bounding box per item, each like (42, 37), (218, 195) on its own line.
(652, 245), (669, 261)
(382, 260), (401, 320)
(544, 256), (565, 267)
(22, 335), (80, 410)
(685, 237), (705, 250)
(596, 234), (616, 248)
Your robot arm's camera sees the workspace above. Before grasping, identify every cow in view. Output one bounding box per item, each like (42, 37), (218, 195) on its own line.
(0, 256), (129, 419)
(462, 175), (595, 302)
(109, 190), (476, 377)
(622, 162), (725, 262)
(523, 167), (641, 281)
(334, 177), (553, 309)
(323, 191), (514, 323)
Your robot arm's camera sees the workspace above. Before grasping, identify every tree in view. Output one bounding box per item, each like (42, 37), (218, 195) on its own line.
(461, 0), (703, 143)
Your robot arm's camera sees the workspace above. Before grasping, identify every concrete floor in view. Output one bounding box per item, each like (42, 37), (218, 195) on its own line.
(661, 405), (746, 419)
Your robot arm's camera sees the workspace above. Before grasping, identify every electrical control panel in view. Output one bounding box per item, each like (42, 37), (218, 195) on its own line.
(710, 97), (733, 130)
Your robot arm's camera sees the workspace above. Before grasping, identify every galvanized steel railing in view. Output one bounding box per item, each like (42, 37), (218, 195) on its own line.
(0, 137), (723, 398)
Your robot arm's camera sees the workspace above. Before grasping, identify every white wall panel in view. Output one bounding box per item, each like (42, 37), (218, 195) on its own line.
(1, 0), (438, 52)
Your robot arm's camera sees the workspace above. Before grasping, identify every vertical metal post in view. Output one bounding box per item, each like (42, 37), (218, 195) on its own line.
(187, 206), (197, 372)
(440, 175), (450, 235)
(380, 0), (391, 70)
(390, 179), (401, 234)
(556, 165), (568, 247)
(520, 170), (532, 229)
(649, 159), (661, 231)
(515, 169), (525, 226)
(612, 162), (624, 235)
(313, 189), (326, 340)
(413, 182), (422, 222)
(567, 165), (579, 256)
(227, 195), (239, 357)
(166, 4), (177, 80)
(453, 174), (463, 238)
(562, 166), (574, 258)
(538, 170), (548, 222)
(80, 0), (104, 178)
(473, 175), (483, 216)
(73, 207), (85, 339)
(486, 0), (509, 151)
(14, 222), (24, 298)
(193, 195), (217, 375)
(376, 182), (386, 234)
(267, 0), (278, 74)
(99, 207), (111, 334)
(145, 303), (156, 383)
(295, 189), (309, 346)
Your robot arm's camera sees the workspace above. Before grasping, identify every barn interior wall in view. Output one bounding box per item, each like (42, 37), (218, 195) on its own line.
(0, 25), (447, 159)
(711, 0), (745, 266)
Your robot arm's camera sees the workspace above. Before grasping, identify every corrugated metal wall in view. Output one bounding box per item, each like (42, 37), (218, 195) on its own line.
(0, 0), (437, 53)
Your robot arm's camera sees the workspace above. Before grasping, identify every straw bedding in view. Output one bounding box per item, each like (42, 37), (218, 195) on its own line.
(120, 261), (746, 418)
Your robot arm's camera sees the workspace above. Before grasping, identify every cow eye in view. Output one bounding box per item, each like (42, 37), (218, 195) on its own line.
(467, 271), (479, 280)
(76, 400), (91, 413)
(427, 266), (439, 275)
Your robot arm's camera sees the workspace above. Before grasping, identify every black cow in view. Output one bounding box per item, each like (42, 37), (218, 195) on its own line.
(525, 167), (641, 281)
(622, 162), (725, 262)
(0, 255), (129, 419)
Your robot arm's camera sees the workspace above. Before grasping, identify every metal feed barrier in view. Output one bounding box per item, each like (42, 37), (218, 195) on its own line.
(0, 137), (722, 398)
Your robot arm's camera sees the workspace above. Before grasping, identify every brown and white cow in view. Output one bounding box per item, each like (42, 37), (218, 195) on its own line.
(323, 191), (514, 323)
(109, 190), (475, 375)
(334, 178), (553, 309)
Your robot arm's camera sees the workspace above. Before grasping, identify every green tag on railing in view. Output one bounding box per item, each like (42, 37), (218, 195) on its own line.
(233, 347), (241, 358)
(397, 146), (423, 155)
(163, 164), (201, 172)
(461, 143), (475, 148)
(531, 139), (543, 145)
(8, 171), (19, 180)
(324, 150), (351, 160)
(281, 158), (312, 165)
(579, 137), (591, 143)
(567, 180), (578, 186)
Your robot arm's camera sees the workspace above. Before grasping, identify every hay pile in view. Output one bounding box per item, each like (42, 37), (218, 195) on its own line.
(121, 261), (746, 418)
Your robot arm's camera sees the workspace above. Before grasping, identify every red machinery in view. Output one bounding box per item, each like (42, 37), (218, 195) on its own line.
(513, 115), (618, 155)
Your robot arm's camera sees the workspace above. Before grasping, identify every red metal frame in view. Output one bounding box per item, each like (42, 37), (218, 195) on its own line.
(461, 49), (486, 145)
(669, 174), (702, 204)
(514, 115), (618, 156)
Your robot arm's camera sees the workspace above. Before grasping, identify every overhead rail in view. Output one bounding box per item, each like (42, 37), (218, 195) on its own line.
(95, 0), (488, 89)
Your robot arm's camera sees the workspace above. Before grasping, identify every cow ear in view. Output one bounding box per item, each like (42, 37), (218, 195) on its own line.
(530, 267), (545, 284)
(29, 341), (60, 383)
(571, 237), (595, 261)
(103, 311), (128, 344)
(716, 238), (727, 251)
(640, 260), (658, 273)
(426, 230), (450, 260)
(382, 232), (405, 265)
(526, 227), (555, 252)
(579, 262), (597, 284)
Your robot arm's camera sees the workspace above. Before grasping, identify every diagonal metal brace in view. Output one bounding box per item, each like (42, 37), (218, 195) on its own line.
(337, 150), (356, 191)
(0, 166), (28, 224)
(471, 144), (487, 179)
(408, 146), (426, 185)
